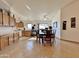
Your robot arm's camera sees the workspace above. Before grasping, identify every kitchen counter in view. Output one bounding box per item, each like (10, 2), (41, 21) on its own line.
(0, 27), (20, 36)
(0, 27), (20, 50)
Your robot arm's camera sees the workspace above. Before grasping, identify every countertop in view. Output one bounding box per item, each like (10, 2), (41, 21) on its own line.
(0, 27), (20, 36)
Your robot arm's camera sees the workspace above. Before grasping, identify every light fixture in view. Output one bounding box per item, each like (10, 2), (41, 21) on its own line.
(43, 15), (48, 20)
(25, 4), (31, 10)
(44, 18), (47, 20)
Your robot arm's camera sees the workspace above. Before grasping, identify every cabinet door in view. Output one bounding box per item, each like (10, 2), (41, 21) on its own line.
(10, 16), (15, 27)
(3, 11), (9, 26)
(0, 37), (5, 50)
(0, 36), (9, 50)
(0, 10), (3, 26)
(0, 37), (1, 50)
(13, 32), (19, 43)
(22, 31), (31, 37)
(9, 34), (13, 45)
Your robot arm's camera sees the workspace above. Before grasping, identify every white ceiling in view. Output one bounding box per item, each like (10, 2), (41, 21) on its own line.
(1, 0), (74, 20)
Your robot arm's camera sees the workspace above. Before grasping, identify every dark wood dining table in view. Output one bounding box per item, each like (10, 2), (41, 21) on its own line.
(37, 33), (55, 44)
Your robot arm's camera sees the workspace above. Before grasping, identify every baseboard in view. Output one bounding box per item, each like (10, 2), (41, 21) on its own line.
(60, 38), (79, 44)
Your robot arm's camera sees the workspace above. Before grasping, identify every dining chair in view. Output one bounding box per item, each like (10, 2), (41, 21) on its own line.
(43, 30), (55, 46)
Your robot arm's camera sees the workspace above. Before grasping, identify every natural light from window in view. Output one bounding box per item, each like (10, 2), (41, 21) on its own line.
(27, 24), (32, 30)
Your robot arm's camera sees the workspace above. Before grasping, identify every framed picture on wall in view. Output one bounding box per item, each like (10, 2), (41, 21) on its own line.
(63, 21), (67, 30)
(71, 17), (76, 28)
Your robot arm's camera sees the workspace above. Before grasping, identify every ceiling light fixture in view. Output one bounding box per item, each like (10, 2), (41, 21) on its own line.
(44, 18), (47, 20)
(43, 15), (48, 20)
(25, 5), (31, 10)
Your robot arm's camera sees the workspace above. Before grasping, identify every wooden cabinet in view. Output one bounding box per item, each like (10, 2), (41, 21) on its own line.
(0, 9), (3, 26)
(10, 16), (15, 27)
(16, 21), (24, 28)
(0, 9), (16, 27)
(22, 31), (31, 37)
(0, 36), (9, 50)
(9, 34), (14, 45)
(3, 10), (9, 26)
(13, 32), (19, 43)
(0, 32), (19, 50)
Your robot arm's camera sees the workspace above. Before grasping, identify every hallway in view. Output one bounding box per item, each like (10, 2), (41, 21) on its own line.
(0, 37), (79, 58)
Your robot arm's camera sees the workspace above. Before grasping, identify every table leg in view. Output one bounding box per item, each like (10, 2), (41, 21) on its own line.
(42, 38), (44, 44)
(39, 38), (41, 43)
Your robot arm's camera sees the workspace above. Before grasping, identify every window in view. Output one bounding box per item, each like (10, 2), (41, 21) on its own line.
(27, 24), (32, 30)
(39, 24), (48, 29)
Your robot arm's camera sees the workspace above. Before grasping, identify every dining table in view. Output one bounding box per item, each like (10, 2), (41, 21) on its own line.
(37, 29), (55, 44)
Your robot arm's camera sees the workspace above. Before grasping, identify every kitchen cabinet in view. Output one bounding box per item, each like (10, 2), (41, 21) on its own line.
(22, 30), (31, 37)
(0, 35), (9, 50)
(3, 10), (9, 26)
(0, 9), (16, 27)
(10, 15), (15, 27)
(13, 32), (19, 43)
(9, 34), (14, 45)
(16, 21), (24, 28)
(0, 32), (19, 50)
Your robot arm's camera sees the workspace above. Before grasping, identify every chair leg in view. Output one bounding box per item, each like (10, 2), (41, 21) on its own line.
(36, 37), (38, 42)
(53, 38), (55, 44)
(43, 41), (46, 46)
(39, 38), (40, 43)
(50, 39), (52, 46)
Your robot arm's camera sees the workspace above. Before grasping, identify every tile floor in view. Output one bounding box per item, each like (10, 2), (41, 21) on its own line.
(0, 37), (79, 58)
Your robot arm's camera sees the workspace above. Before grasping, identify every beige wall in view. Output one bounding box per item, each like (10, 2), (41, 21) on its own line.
(61, 0), (79, 42)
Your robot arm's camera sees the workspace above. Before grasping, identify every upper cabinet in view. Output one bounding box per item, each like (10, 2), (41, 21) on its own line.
(0, 8), (16, 27)
(10, 15), (16, 27)
(0, 9), (3, 26)
(3, 10), (9, 26)
(16, 21), (24, 28)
